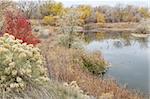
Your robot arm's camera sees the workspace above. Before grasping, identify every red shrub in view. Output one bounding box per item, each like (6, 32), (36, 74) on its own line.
(3, 10), (40, 45)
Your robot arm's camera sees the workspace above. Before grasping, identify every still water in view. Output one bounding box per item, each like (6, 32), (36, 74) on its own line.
(85, 32), (150, 94)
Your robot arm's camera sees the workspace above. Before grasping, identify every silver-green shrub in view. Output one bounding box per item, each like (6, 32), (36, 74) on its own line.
(0, 34), (49, 93)
(57, 9), (84, 48)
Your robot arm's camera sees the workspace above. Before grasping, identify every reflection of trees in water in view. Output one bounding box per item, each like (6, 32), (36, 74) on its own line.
(123, 39), (131, 46)
(112, 37), (149, 49)
(113, 41), (123, 48)
(85, 32), (149, 49)
(116, 37), (149, 49)
(134, 37), (149, 48)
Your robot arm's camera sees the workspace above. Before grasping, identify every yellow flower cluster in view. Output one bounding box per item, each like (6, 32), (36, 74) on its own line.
(0, 34), (49, 92)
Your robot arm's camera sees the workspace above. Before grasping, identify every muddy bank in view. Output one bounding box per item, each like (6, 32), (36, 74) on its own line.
(76, 22), (138, 33)
(79, 28), (135, 34)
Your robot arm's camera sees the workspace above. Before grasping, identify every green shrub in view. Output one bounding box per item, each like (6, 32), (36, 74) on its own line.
(79, 51), (108, 75)
(0, 34), (49, 94)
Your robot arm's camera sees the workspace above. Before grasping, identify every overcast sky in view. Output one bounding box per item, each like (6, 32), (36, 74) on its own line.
(55, 0), (149, 7)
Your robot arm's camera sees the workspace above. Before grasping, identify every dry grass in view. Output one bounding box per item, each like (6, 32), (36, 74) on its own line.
(39, 40), (144, 99)
(0, 79), (91, 99)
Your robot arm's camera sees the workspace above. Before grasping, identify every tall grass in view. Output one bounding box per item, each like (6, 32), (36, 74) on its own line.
(39, 42), (144, 99)
(0, 79), (91, 99)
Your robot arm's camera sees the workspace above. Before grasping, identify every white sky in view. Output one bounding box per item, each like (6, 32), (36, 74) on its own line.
(55, 0), (149, 7)
(13, 0), (150, 8)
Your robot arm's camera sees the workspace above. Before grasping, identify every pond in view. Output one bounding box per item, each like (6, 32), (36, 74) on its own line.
(84, 32), (150, 95)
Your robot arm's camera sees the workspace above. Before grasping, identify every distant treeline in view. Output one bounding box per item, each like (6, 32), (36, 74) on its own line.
(1, 0), (150, 26)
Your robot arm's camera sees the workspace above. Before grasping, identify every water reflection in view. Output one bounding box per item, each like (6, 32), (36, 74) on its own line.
(85, 32), (150, 94)
(85, 32), (149, 49)
(113, 41), (123, 48)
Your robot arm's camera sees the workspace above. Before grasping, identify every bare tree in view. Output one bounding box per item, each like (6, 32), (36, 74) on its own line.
(39, 0), (54, 17)
(17, 0), (42, 19)
(0, 0), (13, 32)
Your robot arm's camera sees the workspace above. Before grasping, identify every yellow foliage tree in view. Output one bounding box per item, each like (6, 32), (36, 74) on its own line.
(138, 7), (150, 18)
(41, 1), (64, 25)
(40, 1), (64, 17)
(51, 2), (64, 16)
(78, 5), (92, 23)
(96, 11), (105, 23)
(43, 16), (57, 25)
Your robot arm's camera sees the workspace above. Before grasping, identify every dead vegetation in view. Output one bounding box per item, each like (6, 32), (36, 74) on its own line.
(39, 39), (144, 99)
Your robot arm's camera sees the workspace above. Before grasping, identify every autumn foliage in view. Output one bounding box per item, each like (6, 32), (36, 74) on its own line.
(3, 10), (40, 45)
